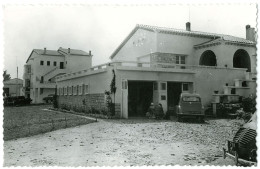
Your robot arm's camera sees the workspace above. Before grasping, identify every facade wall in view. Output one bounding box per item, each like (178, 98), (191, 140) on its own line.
(194, 43), (256, 73)
(65, 55), (92, 73)
(112, 29), (157, 62)
(56, 67), (121, 116)
(157, 33), (212, 65)
(3, 84), (23, 96)
(27, 52), (65, 103)
(194, 67), (247, 105)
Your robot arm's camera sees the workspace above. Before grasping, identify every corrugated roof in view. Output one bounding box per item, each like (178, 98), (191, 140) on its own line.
(58, 47), (90, 56)
(110, 24), (255, 59)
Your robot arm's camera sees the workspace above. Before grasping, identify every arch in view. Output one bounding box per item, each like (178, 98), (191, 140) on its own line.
(233, 49), (251, 72)
(199, 50), (217, 66)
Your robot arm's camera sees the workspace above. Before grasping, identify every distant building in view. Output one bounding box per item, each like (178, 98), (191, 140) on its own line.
(56, 23), (256, 118)
(23, 47), (92, 103)
(3, 78), (23, 97)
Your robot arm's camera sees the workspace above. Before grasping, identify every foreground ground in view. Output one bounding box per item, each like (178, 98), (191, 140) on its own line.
(3, 105), (95, 140)
(4, 108), (242, 166)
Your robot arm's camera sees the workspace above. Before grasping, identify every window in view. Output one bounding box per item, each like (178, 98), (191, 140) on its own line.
(160, 83), (166, 90)
(40, 76), (44, 83)
(161, 95), (166, 100)
(73, 86), (78, 95)
(183, 96), (200, 102)
(64, 87), (67, 95)
(84, 84), (89, 94)
(40, 88), (43, 95)
(54, 61), (57, 66)
(78, 85), (83, 95)
(68, 86), (72, 95)
(60, 62), (64, 69)
(40, 61), (44, 65)
(176, 55), (185, 64)
(27, 65), (31, 73)
(182, 83), (189, 92)
(47, 61), (50, 66)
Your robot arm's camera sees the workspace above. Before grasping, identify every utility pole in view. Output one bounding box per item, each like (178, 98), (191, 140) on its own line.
(16, 66), (18, 96)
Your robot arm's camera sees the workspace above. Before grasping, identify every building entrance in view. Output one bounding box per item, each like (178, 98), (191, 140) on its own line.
(128, 81), (153, 117)
(167, 82), (182, 115)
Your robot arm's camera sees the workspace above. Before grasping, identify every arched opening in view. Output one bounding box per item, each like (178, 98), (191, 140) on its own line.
(233, 49), (251, 72)
(199, 50), (217, 66)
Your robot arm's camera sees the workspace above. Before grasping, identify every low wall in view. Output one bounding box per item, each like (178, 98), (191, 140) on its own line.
(57, 93), (121, 116)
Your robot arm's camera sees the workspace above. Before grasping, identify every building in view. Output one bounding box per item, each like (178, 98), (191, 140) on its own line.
(56, 23), (256, 118)
(3, 78), (23, 97)
(23, 47), (92, 103)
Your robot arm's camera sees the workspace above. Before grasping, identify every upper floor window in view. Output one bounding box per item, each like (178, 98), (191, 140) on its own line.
(27, 65), (31, 73)
(176, 55), (185, 64)
(47, 61), (50, 66)
(54, 61), (57, 66)
(40, 61), (44, 65)
(60, 62), (64, 69)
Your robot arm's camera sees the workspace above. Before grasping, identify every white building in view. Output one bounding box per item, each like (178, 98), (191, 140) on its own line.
(23, 47), (92, 103)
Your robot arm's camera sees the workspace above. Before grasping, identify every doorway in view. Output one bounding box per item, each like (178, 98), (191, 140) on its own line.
(167, 82), (182, 115)
(128, 81), (153, 117)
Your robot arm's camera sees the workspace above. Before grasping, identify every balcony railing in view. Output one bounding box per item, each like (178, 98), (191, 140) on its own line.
(55, 60), (248, 81)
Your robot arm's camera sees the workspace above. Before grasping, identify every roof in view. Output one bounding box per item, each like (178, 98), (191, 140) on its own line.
(26, 49), (63, 63)
(58, 47), (90, 56)
(110, 24), (255, 59)
(34, 49), (62, 56)
(26, 48), (91, 63)
(4, 78), (23, 85)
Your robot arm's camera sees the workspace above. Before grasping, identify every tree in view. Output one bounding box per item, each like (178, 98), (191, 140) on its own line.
(110, 69), (117, 116)
(3, 70), (11, 81)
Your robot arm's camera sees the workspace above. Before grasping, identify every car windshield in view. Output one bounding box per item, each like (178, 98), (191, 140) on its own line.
(182, 96), (200, 102)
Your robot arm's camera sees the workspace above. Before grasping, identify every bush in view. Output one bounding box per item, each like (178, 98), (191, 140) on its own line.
(242, 96), (256, 112)
(53, 95), (58, 108)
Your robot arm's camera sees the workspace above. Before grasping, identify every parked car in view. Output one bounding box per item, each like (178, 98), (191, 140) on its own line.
(43, 94), (54, 103)
(223, 112), (256, 166)
(176, 93), (205, 122)
(4, 96), (32, 106)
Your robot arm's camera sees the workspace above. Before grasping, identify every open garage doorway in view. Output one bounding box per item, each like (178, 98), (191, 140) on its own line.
(167, 82), (182, 116)
(233, 49), (251, 72)
(128, 81), (153, 117)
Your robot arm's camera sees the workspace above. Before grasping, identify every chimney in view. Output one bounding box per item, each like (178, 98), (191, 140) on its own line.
(186, 22), (191, 31)
(246, 25), (255, 42)
(89, 50), (92, 56)
(44, 47), (46, 54)
(68, 48), (70, 53)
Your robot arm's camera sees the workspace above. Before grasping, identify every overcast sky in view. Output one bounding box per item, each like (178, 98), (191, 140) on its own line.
(2, 4), (257, 78)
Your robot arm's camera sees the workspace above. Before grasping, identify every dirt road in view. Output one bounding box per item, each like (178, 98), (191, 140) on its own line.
(4, 118), (239, 166)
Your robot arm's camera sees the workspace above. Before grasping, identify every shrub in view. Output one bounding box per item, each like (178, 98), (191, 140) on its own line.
(242, 96), (256, 112)
(53, 95), (58, 108)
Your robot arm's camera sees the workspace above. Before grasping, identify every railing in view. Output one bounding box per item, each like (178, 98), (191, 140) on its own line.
(43, 67), (58, 77)
(56, 62), (112, 80)
(55, 60), (248, 81)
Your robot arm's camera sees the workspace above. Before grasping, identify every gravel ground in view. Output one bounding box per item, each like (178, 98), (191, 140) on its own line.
(4, 117), (243, 166)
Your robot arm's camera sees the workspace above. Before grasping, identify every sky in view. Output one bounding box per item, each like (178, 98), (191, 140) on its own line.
(2, 3), (257, 79)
